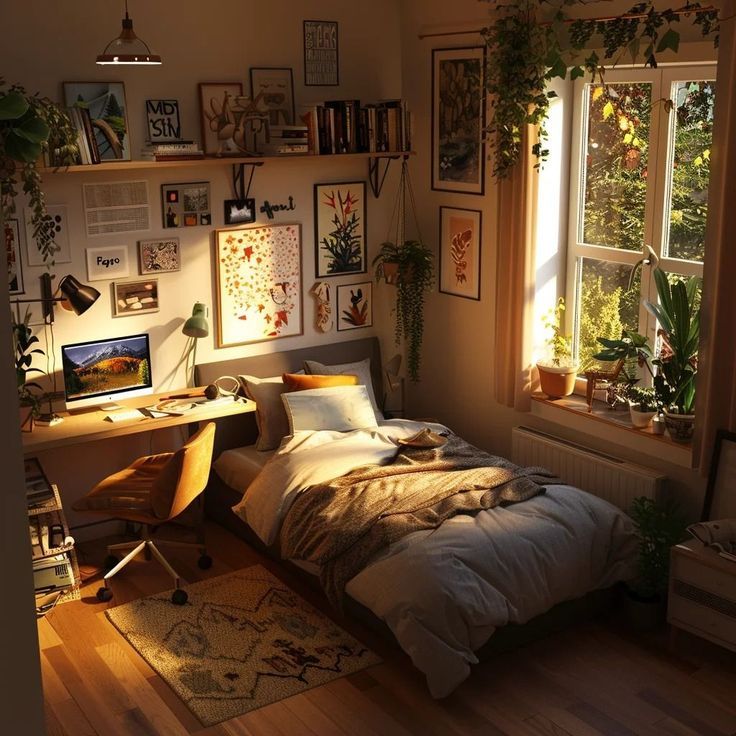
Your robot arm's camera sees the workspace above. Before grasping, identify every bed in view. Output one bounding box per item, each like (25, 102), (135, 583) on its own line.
(195, 338), (638, 698)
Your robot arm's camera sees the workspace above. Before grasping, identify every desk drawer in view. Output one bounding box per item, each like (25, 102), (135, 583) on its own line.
(673, 555), (736, 598)
(669, 579), (736, 651)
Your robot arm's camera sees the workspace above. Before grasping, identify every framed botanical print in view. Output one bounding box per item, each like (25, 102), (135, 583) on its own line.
(314, 181), (367, 277)
(198, 82), (244, 155)
(138, 238), (180, 274)
(304, 20), (339, 86)
(337, 282), (372, 331)
(6, 219), (24, 295)
(215, 224), (303, 347)
(249, 68), (295, 126)
(431, 47), (486, 195)
(439, 206), (482, 300)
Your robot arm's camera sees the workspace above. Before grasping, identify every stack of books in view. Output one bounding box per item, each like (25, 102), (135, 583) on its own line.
(262, 125), (310, 155)
(140, 140), (205, 161)
(68, 105), (100, 164)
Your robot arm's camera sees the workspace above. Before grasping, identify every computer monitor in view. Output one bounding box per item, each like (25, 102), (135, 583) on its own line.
(61, 333), (153, 411)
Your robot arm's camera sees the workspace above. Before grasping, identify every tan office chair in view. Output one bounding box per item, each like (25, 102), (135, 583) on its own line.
(73, 422), (216, 605)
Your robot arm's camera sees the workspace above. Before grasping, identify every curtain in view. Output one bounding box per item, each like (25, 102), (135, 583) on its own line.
(493, 124), (539, 411)
(694, 1), (736, 471)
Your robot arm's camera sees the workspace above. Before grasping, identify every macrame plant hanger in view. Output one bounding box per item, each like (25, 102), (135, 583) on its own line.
(386, 158), (424, 257)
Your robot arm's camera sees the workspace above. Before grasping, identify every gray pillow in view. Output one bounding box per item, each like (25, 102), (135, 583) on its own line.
(238, 375), (289, 451)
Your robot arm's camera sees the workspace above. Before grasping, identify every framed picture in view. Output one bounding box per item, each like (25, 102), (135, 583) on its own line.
(113, 278), (159, 317)
(145, 99), (181, 142)
(63, 81), (131, 161)
(198, 82), (244, 155)
(314, 181), (366, 277)
(138, 238), (180, 274)
(6, 219), (24, 295)
(161, 182), (211, 228)
(439, 206), (482, 300)
(702, 430), (736, 521)
(431, 47), (486, 195)
(86, 245), (129, 281)
(224, 198), (256, 225)
(215, 223), (303, 347)
(24, 205), (72, 266)
(337, 282), (372, 331)
(304, 20), (339, 86)
(249, 68), (295, 126)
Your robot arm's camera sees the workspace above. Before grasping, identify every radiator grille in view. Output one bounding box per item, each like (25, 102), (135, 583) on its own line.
(511, 426), (663, 510)
(674, 580), (736, 619)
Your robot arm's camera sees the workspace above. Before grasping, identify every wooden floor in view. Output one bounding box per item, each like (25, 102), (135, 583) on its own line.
(39, 521), (736, 736)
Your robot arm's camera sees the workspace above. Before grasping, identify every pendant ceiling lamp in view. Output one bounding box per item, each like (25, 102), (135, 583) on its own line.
(96, 0), (162, 66)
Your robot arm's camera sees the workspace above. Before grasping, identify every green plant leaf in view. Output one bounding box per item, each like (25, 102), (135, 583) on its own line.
(570, 66), (585, 80)
(656, 28), (680, 54)
(4, 131), (42, 163)
(14, 113), (50, 144)
(0, 91), (29, 120)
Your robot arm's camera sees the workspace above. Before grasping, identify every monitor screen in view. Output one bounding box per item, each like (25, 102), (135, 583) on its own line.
(61, 333), (153, 410)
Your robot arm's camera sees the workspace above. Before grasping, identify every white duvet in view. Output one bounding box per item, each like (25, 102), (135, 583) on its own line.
(232, 420), (638, 697)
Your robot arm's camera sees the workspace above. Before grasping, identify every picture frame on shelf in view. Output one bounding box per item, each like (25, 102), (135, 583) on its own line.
(24, 205), (71, 266)
(6, 219), (24, 295)
(198, 82), (244, 155)
(337, 282), (372, 331)
(161, 182), (211, 229)
(215, 223), (303, 347)
(86, 245), (130, 281)
(314, 181), (367, 278)
(438, 206), (482, 300)
(113, 278), (160, 317)
(304, 20), (339, 86)
(702, 429), (736, 521)
(138, 238), (181, 274)
(145, 99), (182, 142)
(249, 68), (295, 126)
(63, 81), (131, 161)
(431, 47), (486, 195)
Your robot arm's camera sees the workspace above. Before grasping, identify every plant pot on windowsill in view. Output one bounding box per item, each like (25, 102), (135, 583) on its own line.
(662, 409), (696, 443)
(629, 402), (656, 429)
(536, 360), (578, 399)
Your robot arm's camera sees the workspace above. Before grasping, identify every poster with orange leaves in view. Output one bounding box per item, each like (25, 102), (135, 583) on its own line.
(438, 206), (481, 301)
(215, 223), (303, 347)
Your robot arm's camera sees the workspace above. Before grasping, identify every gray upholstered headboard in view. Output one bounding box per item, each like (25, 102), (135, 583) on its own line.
(194, 337), (383, 454)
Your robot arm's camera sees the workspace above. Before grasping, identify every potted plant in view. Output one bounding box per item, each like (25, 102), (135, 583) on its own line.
(537, 297), (578, 398)
(626, 385), (657, 429)
(12, 310), (46, 432)
(373, 239), (434, 383)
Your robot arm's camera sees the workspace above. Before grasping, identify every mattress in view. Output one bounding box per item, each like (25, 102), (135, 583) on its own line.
(212, 444), (273, 493)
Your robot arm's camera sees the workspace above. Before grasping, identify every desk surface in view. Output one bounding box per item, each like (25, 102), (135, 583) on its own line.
(22, 388), (255, 455)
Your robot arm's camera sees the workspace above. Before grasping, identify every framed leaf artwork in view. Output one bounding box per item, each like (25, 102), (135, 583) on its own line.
(215, 224), (303, 347)
(337, 282), (372, 331)
(439, 206), (482, 300)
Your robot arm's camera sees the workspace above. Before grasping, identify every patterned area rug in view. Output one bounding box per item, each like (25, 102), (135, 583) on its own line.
(105, 565), (381, 726)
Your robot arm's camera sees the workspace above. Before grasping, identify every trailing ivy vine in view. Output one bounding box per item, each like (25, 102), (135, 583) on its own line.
(480, 1), (720, 179)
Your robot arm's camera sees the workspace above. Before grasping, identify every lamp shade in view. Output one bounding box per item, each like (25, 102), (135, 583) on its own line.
(58, 275), (101, 315)
(183, 302), (209, 338)
(96, 2), (162, 65)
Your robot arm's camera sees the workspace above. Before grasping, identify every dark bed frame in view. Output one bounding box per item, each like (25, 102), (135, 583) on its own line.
(195, 337), (619, 663)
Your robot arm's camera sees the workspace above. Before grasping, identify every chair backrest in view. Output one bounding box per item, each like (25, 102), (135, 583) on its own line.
(150, 422), (216, 520)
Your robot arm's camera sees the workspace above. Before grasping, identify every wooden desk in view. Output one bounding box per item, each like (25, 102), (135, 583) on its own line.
(21, 389), (255, 455)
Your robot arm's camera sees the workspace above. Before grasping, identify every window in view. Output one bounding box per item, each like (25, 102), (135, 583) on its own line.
(567, 65), (715, 374)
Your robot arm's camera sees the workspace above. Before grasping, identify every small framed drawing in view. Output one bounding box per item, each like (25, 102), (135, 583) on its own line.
(304, 20), (339, 86)
(161, 182), (211, 228)
(24, 205), (72, 266)
(337, 282), (372, 331)
(86, 245), (129, 281)
(224, 198), (256, 225)
(138, 238), (180, 274)
(314, 181), (366, 277)
(198, 82), (244, 155)
(439, 206), (482, 300)
(145, 99), (181, 142)
(702, 429), (736, 521)
(6, 219), (24, 295)
(113, 278), (159, 317)
(249, 68), (295, 126)
(63, 81), (131, 160)
(431, 47), (486, 195)
(215, 223), (303, 347)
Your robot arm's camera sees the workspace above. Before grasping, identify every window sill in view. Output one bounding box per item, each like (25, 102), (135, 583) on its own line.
(530, 393), (693, 468)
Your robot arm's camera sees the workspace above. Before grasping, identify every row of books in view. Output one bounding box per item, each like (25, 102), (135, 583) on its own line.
(68, 105), (101, 164)
(140, 140), (205, 161)
(300, 99), (411, 156)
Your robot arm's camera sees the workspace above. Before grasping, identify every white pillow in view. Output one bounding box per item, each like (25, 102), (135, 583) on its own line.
(281, 385), (379, 434)
(303, 358), (383, 420)
(238, 375), (289, 451)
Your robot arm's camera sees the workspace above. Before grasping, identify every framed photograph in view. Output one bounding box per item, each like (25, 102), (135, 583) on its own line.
(6, 219), (24, 295)
(249, 68), (295, 126)
(24, 205), (72, 266)
(304, 20), (339, 86)
(113, 278), (159, 317)
(431, 47), (486, 195)
(63, 81), (131, 161)
(138, 238), (180, 274)
(439, 206), (482, 300)
(198, 82), (244, 155)
(314, 181), (366, 277)
(161, 182), (211, 228)
(215, 223), (303, 347)
(337, 282), (372, 331)
(86, 245), (129, 281)
(145, 99), (181, 142)
(224, 198), (256, 226)
(702, 430), (736, 521)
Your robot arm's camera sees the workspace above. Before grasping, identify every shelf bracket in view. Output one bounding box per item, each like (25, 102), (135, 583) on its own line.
(368, 155), (403, 198)
(231, 161), (264, 201)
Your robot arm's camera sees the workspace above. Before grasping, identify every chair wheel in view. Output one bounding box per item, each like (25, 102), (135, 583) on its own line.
(171, 589), (188, 605)
(96, 587), (113, 602)
(103, 555), (118, 573)
(197, 554), (213, 570)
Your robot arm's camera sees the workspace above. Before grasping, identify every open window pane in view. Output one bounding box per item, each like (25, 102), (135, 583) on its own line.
(663, 81), (715, 263)
(581, 82), (652, 251)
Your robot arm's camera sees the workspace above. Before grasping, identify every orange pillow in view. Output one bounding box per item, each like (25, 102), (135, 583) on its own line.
(282, 372), (358, 391)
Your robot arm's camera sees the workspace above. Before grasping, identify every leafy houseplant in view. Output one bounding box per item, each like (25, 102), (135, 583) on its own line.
(373, 239), (434, 383)
(537, 297), (578, 398)
(12, 310), (46, 431)
(626, 385), (657, 429)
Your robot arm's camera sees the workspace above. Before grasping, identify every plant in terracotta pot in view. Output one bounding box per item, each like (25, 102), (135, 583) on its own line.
(12, 309), (47, 431)
(537, 297), (578, 398)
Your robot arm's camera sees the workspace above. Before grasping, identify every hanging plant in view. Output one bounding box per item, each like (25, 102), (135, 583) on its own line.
(479, 1), (720, 179)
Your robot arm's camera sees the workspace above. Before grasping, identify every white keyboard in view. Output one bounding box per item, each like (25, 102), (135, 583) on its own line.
(104, 409), (144, 423)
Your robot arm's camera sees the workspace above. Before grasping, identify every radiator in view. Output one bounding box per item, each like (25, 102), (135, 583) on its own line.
(511, 426), (664, 510)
